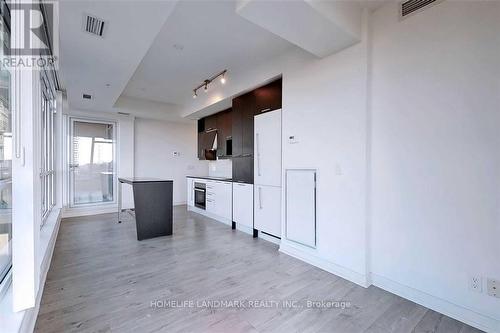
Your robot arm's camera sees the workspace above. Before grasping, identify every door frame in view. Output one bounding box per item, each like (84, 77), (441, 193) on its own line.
(68, 117), (118, 208)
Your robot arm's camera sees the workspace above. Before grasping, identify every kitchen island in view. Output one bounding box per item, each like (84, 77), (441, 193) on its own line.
(118, 177), (173, 241)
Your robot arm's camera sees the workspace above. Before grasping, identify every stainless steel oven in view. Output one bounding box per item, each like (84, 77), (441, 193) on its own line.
(194, 182), (206, 209)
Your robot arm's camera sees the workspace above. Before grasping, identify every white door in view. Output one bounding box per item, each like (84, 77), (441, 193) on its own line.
(254, 110), (281, 187)
(232, 183), (253, 228)
(254, 185), (281, 237)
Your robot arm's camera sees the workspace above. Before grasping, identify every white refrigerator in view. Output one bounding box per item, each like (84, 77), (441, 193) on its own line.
(254, 109), (282, 238)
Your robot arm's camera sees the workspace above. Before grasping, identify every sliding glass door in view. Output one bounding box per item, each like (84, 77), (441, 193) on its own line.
(69, 119), (116, 207)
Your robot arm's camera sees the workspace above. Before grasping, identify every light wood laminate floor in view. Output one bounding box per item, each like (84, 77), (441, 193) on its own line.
(35, 206), (482, 333)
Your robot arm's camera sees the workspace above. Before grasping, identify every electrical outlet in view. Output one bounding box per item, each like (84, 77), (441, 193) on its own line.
(469, 276), (483, 293)
(487, 279), (499, 298)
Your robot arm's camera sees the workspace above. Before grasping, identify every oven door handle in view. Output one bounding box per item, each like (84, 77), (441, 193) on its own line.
(194, 188), (205, 192)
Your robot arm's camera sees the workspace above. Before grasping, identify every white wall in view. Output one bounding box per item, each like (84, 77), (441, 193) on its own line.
(181, 2), (500, 330)
(134, 118), (208, 205)
(370, 1), (500, 329)
(280, 11), (370, 285)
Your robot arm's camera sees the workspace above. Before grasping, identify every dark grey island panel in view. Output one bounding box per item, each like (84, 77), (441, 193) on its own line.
(118, 178), (173, 241)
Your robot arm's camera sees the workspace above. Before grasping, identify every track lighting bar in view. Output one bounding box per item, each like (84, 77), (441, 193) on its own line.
(193, 69), (227, 98)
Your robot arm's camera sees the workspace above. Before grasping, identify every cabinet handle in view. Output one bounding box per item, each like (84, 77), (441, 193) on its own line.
(242, 153), (252, 157)
(259, 187), (263, 209)
(256, 132), (261, 177)
(260, 108), (271, 113)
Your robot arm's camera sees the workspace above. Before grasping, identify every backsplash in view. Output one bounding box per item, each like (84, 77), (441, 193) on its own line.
(208, 159), (232, 178)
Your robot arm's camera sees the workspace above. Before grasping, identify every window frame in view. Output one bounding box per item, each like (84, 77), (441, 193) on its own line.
(40, 70), (56, 226)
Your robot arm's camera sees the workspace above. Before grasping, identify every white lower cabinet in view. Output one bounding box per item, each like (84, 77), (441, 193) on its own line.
(232, 183), (254, 228)
(254, 185), (281, 237)
(215, 181), (232, 220)
(187, 178), (194, 207)
(187, 178), (232, 224)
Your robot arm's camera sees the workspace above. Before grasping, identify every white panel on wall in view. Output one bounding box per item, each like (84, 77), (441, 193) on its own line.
(285, 169), (316, 248)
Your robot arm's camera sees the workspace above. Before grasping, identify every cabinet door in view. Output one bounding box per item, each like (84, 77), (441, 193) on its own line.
(204, 115), (217, 132)
(241, 92), (255, 156)
(217, 110), (232, 158)
(232, 156), (253, 184)
(197, 132), (205, 159)
(232, 183), (253, 228)
(215, 181), (232, 220)
(232, 97), (243, 157)
(254, 110), (281, 187)
(187, 178), (194, 206)
(254, 185), (281, 237)
(255, 78), (282, 114)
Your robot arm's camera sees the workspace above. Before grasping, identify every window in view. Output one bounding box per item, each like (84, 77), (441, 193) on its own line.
(0, 0), (11, 284)
(40, 71), (56, 225)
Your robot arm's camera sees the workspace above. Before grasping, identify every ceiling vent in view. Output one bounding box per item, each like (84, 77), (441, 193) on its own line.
(83, 13), (106, 37)
(400, 0), (445, 19)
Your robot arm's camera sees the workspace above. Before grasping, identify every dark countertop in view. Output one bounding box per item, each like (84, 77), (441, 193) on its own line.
(119, 177), (173, 184)
(186, 175), (232, 182)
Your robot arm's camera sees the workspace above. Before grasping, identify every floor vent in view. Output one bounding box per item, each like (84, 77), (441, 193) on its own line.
(83, 14), (106, 37)
(400, 0), (444, 19)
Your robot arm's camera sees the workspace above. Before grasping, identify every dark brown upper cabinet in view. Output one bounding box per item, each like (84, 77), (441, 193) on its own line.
(216, 109), (232, 158)
(232, 91), (255, 157)
(254, 78), (282, 115)
(204, 114), (217, 132)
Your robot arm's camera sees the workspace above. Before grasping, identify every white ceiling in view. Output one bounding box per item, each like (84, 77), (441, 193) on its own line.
(58, 0), (177, 111)
(58, 0), (389, 119)
(122, 1), (295, 106)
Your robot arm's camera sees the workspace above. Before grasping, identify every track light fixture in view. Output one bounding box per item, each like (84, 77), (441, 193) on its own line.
(192, 69), (227, 97)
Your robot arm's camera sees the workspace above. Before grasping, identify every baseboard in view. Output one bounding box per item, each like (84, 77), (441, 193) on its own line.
(235, 223), (253, 236)
(20, 209), (62, 333)
(279, 241), (370, 288)
(187, 205), (232, 226)
(372, 274), (499, 333)
(62, 205), (118, 218)
(258, 231), (281, 245)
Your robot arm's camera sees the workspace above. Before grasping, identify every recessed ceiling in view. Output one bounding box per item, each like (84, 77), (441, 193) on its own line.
(122, 1), (295, 107)
(59, 0), (177, 112)
(58, 0), (389, 119)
